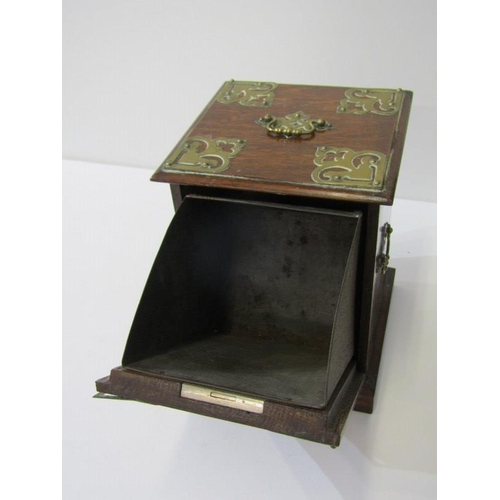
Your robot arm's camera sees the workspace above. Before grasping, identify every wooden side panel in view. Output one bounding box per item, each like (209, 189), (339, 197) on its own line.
(354, 267), (396, 413)
(169, 184), (183, 211)
(355, 204), (380, 374)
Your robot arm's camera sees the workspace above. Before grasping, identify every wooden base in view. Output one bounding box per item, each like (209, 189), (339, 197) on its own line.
(96, 359), (363, 448)
(354, 267), (396, 413)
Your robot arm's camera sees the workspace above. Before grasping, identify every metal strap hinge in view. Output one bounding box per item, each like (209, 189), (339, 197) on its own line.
(377, 223), (393, 274)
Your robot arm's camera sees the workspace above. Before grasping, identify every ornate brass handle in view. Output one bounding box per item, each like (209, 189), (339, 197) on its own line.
(256, 111), (333, 138)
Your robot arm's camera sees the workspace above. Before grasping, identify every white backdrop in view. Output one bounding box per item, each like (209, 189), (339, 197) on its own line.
(63, 160), (436, 500)
(63, 1), (436, 498)
(63, 0), (436, 203)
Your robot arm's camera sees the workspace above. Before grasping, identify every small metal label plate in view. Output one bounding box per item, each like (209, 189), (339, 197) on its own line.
(181, 383), (264, 414)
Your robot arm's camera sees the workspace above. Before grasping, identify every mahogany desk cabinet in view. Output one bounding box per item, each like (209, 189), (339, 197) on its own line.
(96, 81), (412, 447)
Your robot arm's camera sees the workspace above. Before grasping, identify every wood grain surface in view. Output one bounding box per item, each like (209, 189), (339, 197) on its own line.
(96, 359), (363, 447)
(152, 83), (413, 205)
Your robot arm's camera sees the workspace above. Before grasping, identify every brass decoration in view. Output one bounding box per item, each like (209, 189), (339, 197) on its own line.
(337, 88), (403, 115)
(216, 80), (278, 107)
(161, 136), (246, 174)
(256, 111), (333, 138)
(311, 146), (387, 188)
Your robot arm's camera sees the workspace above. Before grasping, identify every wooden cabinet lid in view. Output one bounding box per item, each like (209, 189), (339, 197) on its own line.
(151, 81), (413, 205)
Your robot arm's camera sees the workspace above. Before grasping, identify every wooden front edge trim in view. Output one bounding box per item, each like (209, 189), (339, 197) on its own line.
(95, 360), (364, 447)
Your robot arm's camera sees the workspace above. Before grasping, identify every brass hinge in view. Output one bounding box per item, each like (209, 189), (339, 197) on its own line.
(93, 392), (127, 400)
